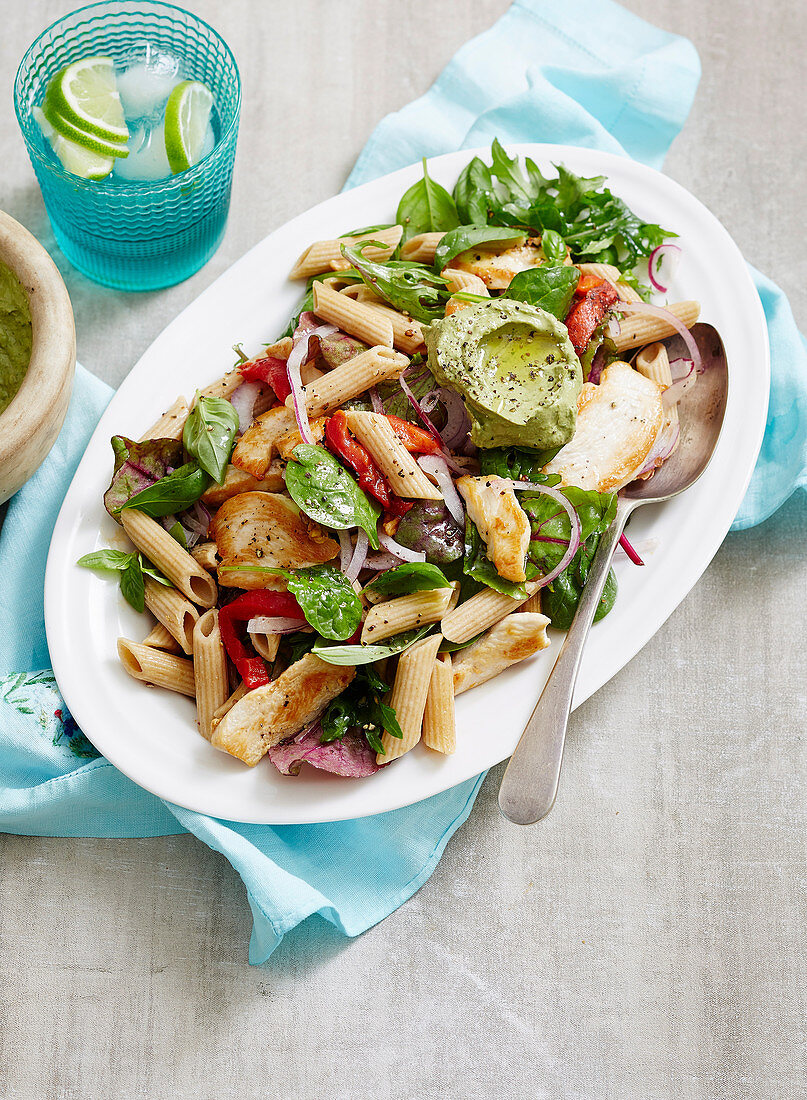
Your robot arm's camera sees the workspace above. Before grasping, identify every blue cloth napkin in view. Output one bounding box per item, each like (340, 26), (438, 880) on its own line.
(2, 0), (804, 962)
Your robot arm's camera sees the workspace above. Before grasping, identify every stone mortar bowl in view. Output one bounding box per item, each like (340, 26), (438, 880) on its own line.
(0, 209), (76, 505)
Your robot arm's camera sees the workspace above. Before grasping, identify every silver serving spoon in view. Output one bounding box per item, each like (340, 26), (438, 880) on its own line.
(498, 323), (729, 825)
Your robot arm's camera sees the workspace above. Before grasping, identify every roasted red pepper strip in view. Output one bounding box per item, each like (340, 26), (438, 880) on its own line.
(239, 356), (291, 401)
(564, 280), (620, 357)
(324, 411), (406, 515)
(573, 274), (606, 296)
(385, 414), (442, 455)
(218, 590), (303, 690)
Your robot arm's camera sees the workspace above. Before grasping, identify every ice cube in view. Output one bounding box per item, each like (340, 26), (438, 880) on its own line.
(113, 121), (171, 181)
(116, 43), (181, 123)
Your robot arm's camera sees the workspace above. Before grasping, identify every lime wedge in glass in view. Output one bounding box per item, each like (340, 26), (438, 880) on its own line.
(49, 56), (129, 144)
(34, 107), (115, 181)
(41, 87), (129, 158)
(164, 80), (214, 174)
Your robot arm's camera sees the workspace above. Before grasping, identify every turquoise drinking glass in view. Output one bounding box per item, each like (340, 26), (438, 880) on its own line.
(14, 1), (240, 291)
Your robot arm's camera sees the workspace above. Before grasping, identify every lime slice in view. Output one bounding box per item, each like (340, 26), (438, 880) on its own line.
(41, 87), (129, 159)
(164, 80), (213, 174)
(34, 106), (114, 181)
(49, 56), (129, 144)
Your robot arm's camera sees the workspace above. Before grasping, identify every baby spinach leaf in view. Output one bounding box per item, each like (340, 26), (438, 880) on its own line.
(140, 559), (172, 587)
(313, 625), (433, 666)
(490, 137), (533, 202)
(521, 486), (617, 578)
(103, 435), (183, 519)
(432, 225), (526, 272)
(183, 394), (240, 484)
(505, 264), (579, 320)
(168, 520), (188, 548)
(321, 666), (403, 754)
(363, 562), (449, 601)
(463, 518), (528, 600)
(340, 242), (449, 323)
(340, 223), (394, 237)
(284, 565), (362, 642)
(539, 228), (567, 263)
(117, 463), (210, 518)
(453, 157), (495, 225)
(478, 446), (561, 483)
(285, 444), (380, 549)
(396, 158), (459, 243)
(542, 538), (618, 631)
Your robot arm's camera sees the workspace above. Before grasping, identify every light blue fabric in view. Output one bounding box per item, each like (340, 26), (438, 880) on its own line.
(2, 0), (803, 962)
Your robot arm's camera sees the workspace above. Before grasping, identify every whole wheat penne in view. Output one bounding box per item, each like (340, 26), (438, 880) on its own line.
(441, 579), (542, 644)
(521, 590), (542, 614)
(139, 395), (189, 442)
(636, 342), (680, 461)
(295, 346), (408, 417)
(142, 622), (182, 653)
(344, 411), (442, 500)
(422, 655), (456, 754)
(452, 612), (551, 695)
(361, 587), (453, 644)
(576, 262), (643, 303)
(144, 576), (199, 655)
(290, 226), (403, 280)
(377, 633), (443, 762)
(195, 368), (244, 403)
(442, 268), (489, 296)
(211, 683), (247, 732)
(313, 281), (394, 347)
(248, 630), (281, 663)
(399, 231), (445, 265)
(117, 638), (196, 697)
(349, 288), (425, 354)
(613, 301), (700, 351)
(191, 541), (219, 571)
(120, 509), (217, 608)
(263, 337), (292, 359)
(193, 610), (229, 741)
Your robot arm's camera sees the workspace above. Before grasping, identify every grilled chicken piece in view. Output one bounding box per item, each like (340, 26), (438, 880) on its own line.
(274, 416), (327, 461)
(211, 654), (356, 765)
(453, 613), (551, 695)
(457, 474), (530, 583)
(202, 462), (285, 506)
(446, 239), (543, 290)
(231, 405), (296, 479)
(544, 361), (664, 492)
(211, 491), (339, 589)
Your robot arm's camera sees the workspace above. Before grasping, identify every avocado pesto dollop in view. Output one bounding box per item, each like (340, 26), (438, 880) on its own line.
(0, 260), (32, 417)
(426, 298), (582, 450)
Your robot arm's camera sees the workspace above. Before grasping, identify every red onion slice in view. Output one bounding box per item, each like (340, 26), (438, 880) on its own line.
(647, 243), (682, 294)
(636, 420), (680, 476)
(362, 551), (403, 571)
(368, 385), (384, 413)
(605, 316), (621, 340)
(506, 480), (582, 588)
(417, 454), (464, 525)
(230, 381), (262, 433)
(338, 530), (352, 572)
(620, 301), (700, 374)
(287, 317), (338, 444)
(378, 532), (426, 562)
(247, 616), (308, 634)
(345, 529), (369, 583)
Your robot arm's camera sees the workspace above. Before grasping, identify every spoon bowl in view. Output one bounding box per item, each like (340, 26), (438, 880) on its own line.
(498, 323), (729, 825)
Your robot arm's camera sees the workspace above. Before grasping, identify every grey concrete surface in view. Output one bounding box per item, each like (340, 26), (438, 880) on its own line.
(1, 2), (805, 1098)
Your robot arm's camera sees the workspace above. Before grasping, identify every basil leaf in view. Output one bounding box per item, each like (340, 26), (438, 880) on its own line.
(168, 520), (188, 549)
(284, 565), (362, 642)
(313, 626), (433, 666)
(433, 226), (526, 272)
(139, 557), (172, 587)
(119, 555), (145, 613)
(104, 435), (184, 520)
(117, 463), (210, 518)
(77, 549), (134, 572)
(540, 228), (567, 263)
(505, 264), (580, 320)
(341, 223), (394, 237)
(463, 518), (527, 599)
(285, 444), (380, 549)
(396, 158), (459, 243)
(453, 156), (495, 225)
(363, 562), (449, 601)
(340, 243), (449, 323)
(183, 395), (239, 484)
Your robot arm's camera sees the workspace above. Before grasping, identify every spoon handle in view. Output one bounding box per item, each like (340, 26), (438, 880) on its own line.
(498, 497), (633, 825)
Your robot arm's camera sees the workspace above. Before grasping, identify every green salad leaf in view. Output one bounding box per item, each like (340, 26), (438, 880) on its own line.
(103, 435), (183, 519)
(478, 446), (561, 483)
(505, 264), (580, 320)
(77, 549), (170, 613)
(433, 225), (526, 272)
(117, 462), (210, 518)
(284, 564), (362, 642)
(396, 158), (459, 243)
(363, 562), (450, 602)
(285, 444), (380, 549)
(321, 665), (403, 755)
(340, 242), (449, 323)
(539, 228), (567, 263)
(453, 157), (495, 225)
(542, 541), (618, 631)
(183, 394), (240, 484)
(313, 625), (433, 666)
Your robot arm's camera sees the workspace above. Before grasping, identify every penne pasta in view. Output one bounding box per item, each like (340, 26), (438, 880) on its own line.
(613, 301), (700, 351)
(377, 633), (443, 762)
(120, 509), (218, 609)
(361, 588), (453, 644)
(139, 395), (189, 442)
(290, 225), (403, 280)
(576, 262), (642, 303)
(117, 638), (196, 697)
(350, 287), (426, 354)
(143, 576), (199, 655)
(441, 268), (489, 296)
(399, 231), (445, 265)
(192, 610), (229, 741)
(196, 368), (244, 403)
(313, 281), (394, 347)
(452, 612), (551, 695)
(211, 683), (246, 730)
(422, 654), (456, 754)
(248, 630), (281, 663)
(636, 341), (680, 463)
(142, 622), (182, 653)
(344, 411), (442, 500)
(296, 346), (409, 417)
(440, 580), (542, 644)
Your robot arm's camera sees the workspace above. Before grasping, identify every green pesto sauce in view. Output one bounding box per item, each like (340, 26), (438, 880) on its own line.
(0, 260), (32, 416)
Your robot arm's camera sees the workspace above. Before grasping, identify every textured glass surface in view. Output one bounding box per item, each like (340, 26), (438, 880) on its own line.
(14, 1), (241, 291)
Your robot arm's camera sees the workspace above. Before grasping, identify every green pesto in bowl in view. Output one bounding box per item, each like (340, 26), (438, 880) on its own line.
(0, 259), (32, 416)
